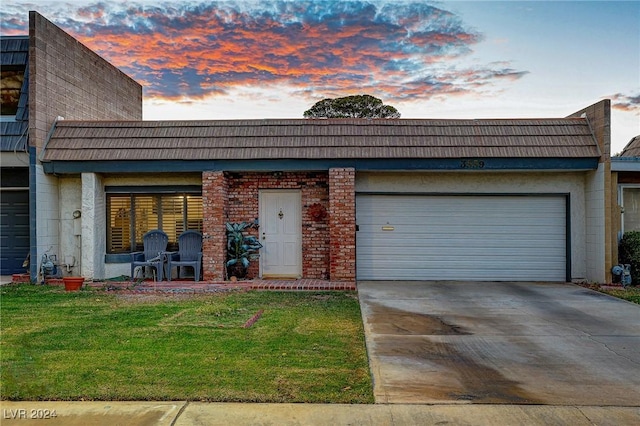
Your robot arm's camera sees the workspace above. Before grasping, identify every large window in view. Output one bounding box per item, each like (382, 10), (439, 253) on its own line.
(107, 192), (203, 253)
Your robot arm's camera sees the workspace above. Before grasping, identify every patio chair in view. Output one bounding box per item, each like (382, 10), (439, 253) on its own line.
(130, 230), (169, 281)
(167, 230), (202, 281)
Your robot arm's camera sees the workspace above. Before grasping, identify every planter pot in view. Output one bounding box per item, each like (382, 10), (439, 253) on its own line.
(227, 264), (248, 280)
(63, 277), (84, 291)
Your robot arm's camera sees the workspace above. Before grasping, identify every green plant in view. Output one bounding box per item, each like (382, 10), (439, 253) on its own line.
(226, 221), (263, 277)
(619, 231), (640, 285)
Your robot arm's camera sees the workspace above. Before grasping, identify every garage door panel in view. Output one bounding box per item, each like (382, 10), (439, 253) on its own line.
(359, 235), (566, 247)
(359, 215), (564, 224)
(361, 267), (565, 281)
(356, 195), (567, 281)
(358, 249), (566, 259)
(0, 190), (30, 275)
(358, 252), (566, 262)
(359, 234), (565, 244)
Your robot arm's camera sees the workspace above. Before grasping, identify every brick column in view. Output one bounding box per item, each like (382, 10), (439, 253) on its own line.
(329, 167), (356, 281)
(202, 171), (228, 281)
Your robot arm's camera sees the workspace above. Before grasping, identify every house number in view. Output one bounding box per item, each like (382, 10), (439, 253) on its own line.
(460, 159), (485, 169)
(278, 209), (284, 219)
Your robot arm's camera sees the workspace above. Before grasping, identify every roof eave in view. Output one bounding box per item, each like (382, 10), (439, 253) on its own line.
(42, 157), (600, 175)
(611, 157), (640, 172)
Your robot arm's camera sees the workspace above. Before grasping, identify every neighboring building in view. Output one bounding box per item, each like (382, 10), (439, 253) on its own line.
(611, 135), (640, 264)
(0, 11), (142, 279)
(0, 36), (29, 275)
(42, 102), (612, 284)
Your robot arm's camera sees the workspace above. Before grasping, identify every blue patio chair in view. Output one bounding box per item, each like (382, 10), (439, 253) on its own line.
(130, 230), (169, 281)
(167, 231), (203, 281)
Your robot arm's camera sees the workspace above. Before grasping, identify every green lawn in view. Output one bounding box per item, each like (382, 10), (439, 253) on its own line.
(0, 285), (373, 403)
(591, 285), (640, 305)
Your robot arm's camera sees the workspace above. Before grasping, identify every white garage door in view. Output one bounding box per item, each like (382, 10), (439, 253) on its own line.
(356, 194), (567, 281)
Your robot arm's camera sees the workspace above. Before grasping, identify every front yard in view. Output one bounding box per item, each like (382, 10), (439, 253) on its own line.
(0, 285), (373, 402)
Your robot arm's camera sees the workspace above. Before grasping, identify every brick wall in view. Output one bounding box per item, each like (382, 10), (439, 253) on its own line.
(202, 171), (228, 280)
(329, 168), (356, 281)
(226, 172), (330, 279)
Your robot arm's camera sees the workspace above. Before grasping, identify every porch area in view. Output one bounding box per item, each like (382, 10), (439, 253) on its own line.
(35, 276), (356, 293)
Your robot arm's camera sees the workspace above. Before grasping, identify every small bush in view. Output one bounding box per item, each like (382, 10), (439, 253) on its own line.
(619, 231), (640, 285)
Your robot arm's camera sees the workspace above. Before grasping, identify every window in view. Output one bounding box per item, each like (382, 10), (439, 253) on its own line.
(621, 186), (640, 233)
(1, 67), (25, 118)
(107, 193), (203, 253)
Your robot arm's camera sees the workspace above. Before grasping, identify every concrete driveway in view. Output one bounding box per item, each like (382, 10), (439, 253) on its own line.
(358, 281), (640, 405)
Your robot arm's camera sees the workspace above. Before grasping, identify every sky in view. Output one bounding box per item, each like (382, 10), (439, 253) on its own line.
(1, 0), (638, 154)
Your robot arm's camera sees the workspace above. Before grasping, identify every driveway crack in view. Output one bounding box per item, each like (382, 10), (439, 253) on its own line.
(170, 401), (190, 426)
(587, 335), (640, 366)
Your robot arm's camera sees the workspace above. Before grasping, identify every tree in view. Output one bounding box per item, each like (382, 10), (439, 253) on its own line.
(303, 94), (401, 119)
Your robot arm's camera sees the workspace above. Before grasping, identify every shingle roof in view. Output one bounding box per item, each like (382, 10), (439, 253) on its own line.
(0, 121), (29, 152)
(0, 36), (28, 66)
(42, 118), (600, 162)
(619, 135), (640, 157)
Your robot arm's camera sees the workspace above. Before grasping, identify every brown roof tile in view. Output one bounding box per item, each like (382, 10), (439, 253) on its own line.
(619, 135), (640, 157)
(42, 118), (600, 162)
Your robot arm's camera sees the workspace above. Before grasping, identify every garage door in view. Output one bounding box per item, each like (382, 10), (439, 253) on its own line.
(0, 190), (30, 275)
(356, 194), (567, 281)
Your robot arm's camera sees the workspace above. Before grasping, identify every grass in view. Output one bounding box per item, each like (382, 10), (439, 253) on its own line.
(0, 285), (373, 403)
(589, 284), (640, 305)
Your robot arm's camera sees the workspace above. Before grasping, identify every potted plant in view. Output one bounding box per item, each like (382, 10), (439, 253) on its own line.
(226, 221), (263, 279)
(62, 276), (84, 291)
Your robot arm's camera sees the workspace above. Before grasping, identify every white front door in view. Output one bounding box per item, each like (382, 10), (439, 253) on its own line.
(259, 190), (302, 278)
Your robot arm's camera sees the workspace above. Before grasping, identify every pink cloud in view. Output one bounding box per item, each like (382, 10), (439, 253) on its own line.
(0, 1), (528, 103)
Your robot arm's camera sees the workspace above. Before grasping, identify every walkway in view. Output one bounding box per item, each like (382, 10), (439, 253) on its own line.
(4, 274), (356, 292)
(95, 278), (356, 292)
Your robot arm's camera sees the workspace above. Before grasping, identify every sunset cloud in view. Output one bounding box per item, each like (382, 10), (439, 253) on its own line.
(0, 0), (528, 103)
(610, 92), (640, 115)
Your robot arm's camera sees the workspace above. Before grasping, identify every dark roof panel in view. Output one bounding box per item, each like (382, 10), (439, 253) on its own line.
(0, 121), (29, 151)
(43, 118), (601, 162)
(0, 36), (29, 66)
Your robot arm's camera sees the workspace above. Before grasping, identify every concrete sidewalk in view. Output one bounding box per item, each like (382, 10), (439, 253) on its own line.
(1, 401), (639, 425)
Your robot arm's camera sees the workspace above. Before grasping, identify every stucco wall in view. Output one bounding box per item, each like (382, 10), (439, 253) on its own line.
(585, 166), (606, 282)
(33, 164), (60, 280)
(82, 173), (106, 280)
(356, 171), (592, 282)
(58, 176), (82, 277)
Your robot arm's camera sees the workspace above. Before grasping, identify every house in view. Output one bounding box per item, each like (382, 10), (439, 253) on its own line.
(3, 13), (616, 285)
(41, 101), (613, 284)
(0, 12), (142, 278)
(610, 135), (640, 264)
